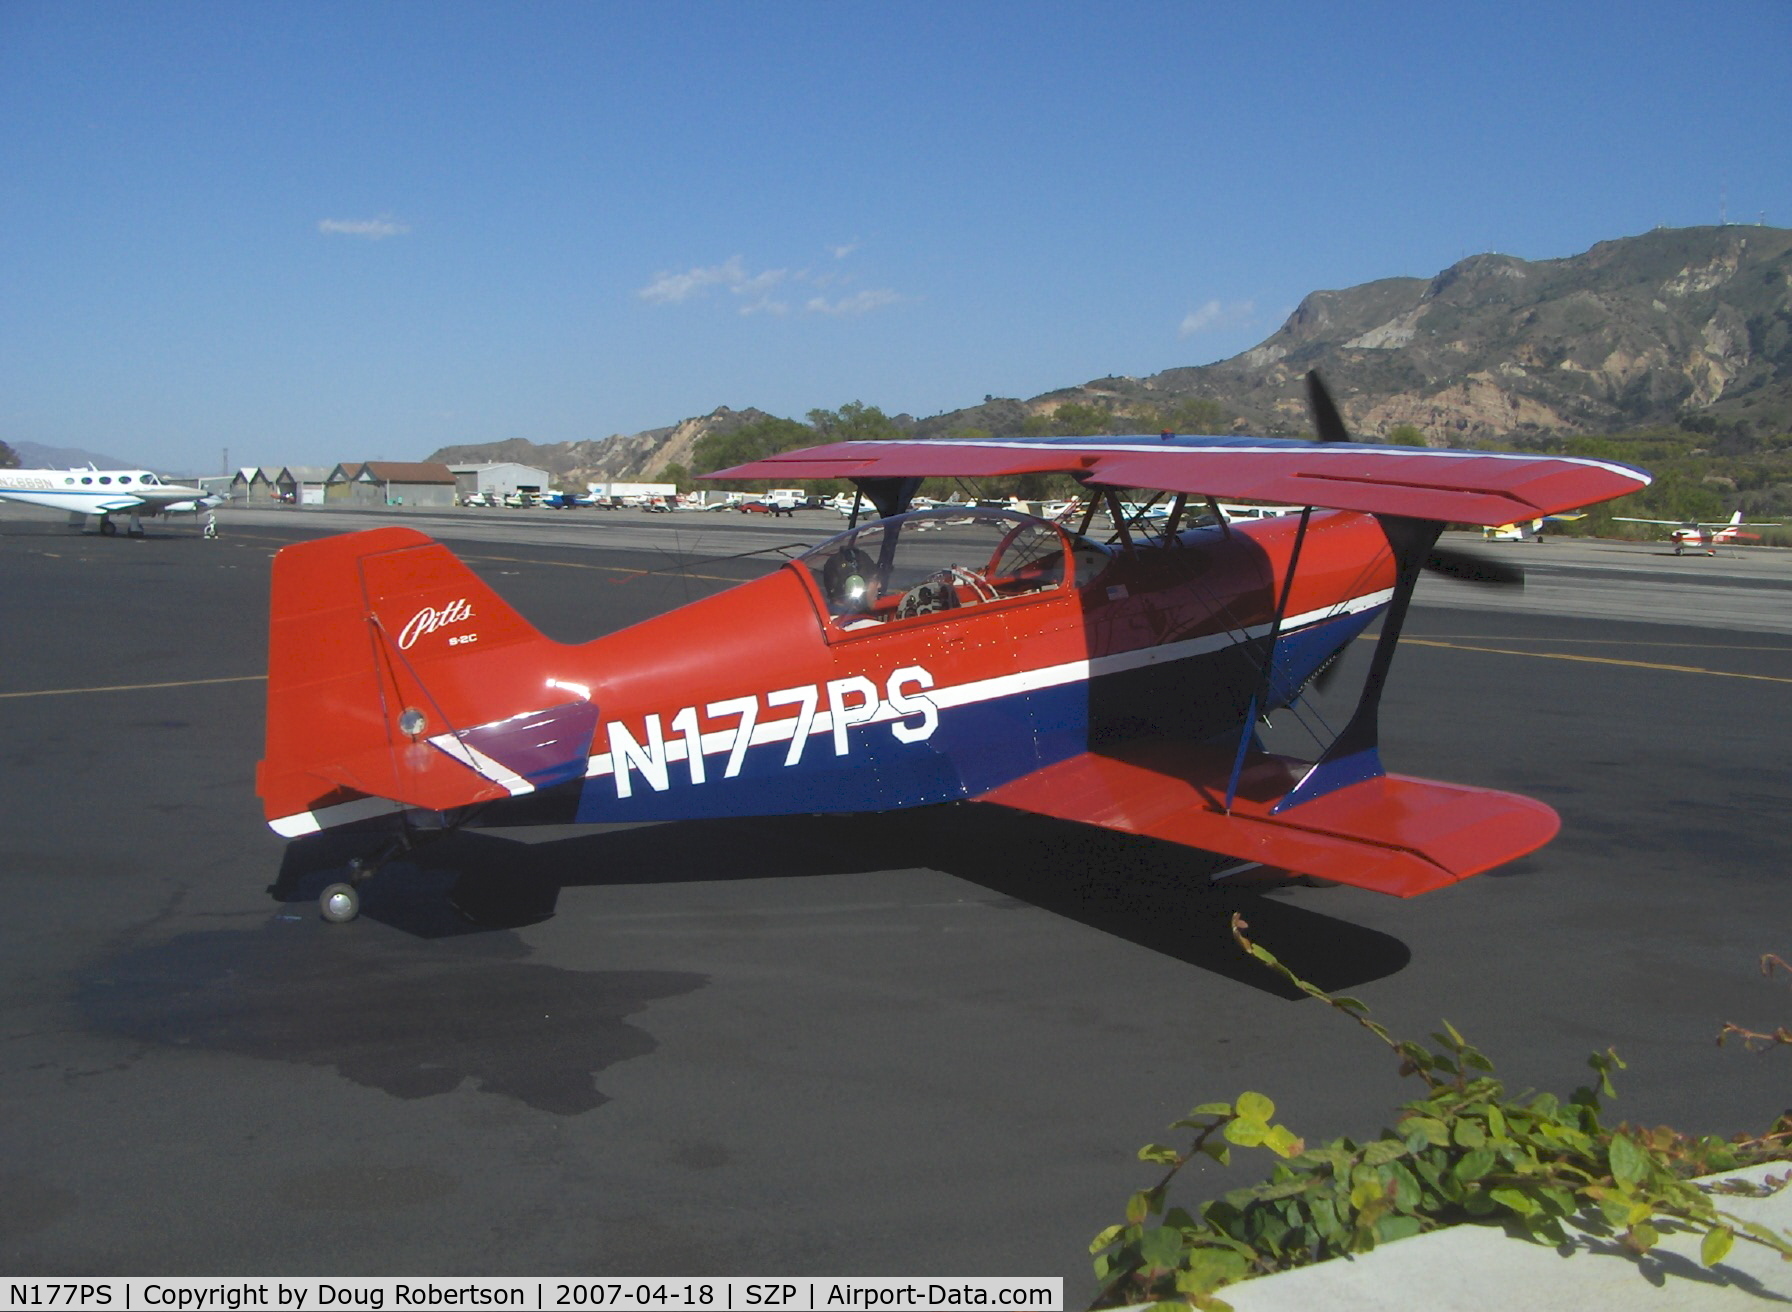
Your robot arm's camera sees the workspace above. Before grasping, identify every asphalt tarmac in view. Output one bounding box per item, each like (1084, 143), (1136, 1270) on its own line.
(2, 502), (1788, 1295)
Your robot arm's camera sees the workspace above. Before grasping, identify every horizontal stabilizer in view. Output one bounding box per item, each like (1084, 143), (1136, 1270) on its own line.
(312, 742), (512, 814)
(978, 743), (1559, 897)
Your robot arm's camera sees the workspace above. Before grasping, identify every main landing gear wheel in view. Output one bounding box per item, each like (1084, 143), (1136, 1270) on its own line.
(319, 882), (360, 923)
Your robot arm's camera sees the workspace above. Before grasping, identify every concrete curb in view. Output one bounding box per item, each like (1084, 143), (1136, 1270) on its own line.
(1214, 1164), (1792, 1310)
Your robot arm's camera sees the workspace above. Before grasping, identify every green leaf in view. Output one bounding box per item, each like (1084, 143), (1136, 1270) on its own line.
(1236, 1091), (1275, 1122)
(1452, 1148), (1497, 1184)
(1701, 1225), (1735, 1267)
(1362, 1139), (1407, 1166)
(1138, 1224), (1184, 1270)
(1609, 1133), (1649, 1189)
(1090, 1225), (1123, 1254)
(1490, 1186), (1539, 1217)
(1175, 1247), (1248, 1293)
(1264, 1124), (1305, 1158)
(1397, 1116), (1450, 1148)
(1188, 1101), (1234, 1117)
(1224, 1117), (1269, 1148)
(1375, 1213), (1424, 1243)
(1387, 1161), (1425, 1212)
(1138, 1142), (1183, 1165)
(1453, 1119), (1487, 1149)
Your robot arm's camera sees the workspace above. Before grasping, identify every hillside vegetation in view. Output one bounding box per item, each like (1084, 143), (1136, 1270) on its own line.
(427, 225), (1792, 532)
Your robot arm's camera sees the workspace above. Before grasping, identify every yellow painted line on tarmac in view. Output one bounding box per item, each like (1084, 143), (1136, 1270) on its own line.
(0, 674), (268, 701)
(1415, 633), (1792, 654)
(1392, 636), (1792, 684)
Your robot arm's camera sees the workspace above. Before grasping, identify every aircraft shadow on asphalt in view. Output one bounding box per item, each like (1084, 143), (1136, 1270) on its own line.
(272, 807), (1411, 999)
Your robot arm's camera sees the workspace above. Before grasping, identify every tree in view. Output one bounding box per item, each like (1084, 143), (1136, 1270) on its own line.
(690, 416), (813, 477)
(659, 461), (691, 493)
(1050, 402), (1113, 435)
(1159, 397), (1228, 434)
(0, 440), (18, 470)
(1385, 423), (1427, 447)
(807, 401), (903, 444)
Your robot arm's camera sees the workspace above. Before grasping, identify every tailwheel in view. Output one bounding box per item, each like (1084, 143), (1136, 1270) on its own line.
(319, 882), (360, 923)
(317, 838), (406, 923)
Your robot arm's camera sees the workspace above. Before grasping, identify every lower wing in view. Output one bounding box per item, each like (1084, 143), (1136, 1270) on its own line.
(977, 742), (1558, 897)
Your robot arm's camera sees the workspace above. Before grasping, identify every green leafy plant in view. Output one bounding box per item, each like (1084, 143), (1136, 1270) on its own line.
(1089, 916), (1792, 1311)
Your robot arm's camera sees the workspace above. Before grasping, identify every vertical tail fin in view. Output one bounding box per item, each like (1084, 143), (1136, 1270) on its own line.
(258, 527), (572, 835)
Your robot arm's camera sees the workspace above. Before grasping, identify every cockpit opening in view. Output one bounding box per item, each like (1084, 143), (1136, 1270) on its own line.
(798, 508), (1110, 629)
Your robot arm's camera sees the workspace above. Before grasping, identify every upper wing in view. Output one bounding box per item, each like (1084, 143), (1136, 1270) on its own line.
(708, 436), (1650, 527)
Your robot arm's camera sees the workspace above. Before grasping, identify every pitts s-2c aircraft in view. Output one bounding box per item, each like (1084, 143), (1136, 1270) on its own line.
(258, 377), (1652, 923)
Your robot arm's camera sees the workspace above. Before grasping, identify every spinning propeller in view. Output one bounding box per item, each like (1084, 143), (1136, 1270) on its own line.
(1304, 371), (1523, 590)
(1298, 370), (1519, 698)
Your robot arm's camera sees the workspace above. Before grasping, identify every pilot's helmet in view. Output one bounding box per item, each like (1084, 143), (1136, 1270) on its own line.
(822, 547), (874, 613)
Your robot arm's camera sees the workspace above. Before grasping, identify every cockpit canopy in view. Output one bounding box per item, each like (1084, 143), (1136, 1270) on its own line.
(798, 508), (1109, 627)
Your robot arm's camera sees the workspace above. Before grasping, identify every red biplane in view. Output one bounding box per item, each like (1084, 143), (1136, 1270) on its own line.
(258, 378), (1650, 922)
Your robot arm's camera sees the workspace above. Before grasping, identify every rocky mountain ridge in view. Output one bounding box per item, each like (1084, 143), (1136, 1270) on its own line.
(429, 225), (1792, 482)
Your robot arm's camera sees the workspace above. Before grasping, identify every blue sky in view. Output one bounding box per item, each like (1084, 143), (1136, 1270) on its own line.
(3, 1), (1789, 474)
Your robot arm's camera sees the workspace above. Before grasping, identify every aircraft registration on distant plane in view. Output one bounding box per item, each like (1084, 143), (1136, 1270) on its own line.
(0, 465), (219, 535)
(256, 375), (1652, 923)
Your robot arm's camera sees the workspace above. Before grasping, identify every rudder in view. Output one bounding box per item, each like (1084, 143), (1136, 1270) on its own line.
(258, 527), (568, 835)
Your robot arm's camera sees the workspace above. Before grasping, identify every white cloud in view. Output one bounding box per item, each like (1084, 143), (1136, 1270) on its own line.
(641, 255), (905, 317)
(738, 296), (791, 317)
(1178, 299), (1255, 337)
(317, 216), (410, 240)
(827, 240), (860, 260)
(805, 288), (903, 316)
(637, 256), (749, 304)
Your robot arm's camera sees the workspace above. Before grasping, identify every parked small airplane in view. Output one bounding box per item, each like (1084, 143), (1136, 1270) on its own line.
(1613, 510), (1780, 554)
(257, 375), (1651, 923)
(1481, 512), (1588, 542)
(0, 465), (219, 534)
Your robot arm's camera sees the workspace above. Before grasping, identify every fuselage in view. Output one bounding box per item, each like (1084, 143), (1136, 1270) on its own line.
(265, 507), (1400, 838)
(0, 467), (212, 518)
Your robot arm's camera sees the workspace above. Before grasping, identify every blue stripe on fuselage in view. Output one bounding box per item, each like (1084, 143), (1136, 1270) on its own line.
(565, 605), (1382, 825)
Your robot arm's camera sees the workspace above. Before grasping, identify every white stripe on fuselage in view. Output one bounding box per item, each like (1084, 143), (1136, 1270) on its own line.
(575, 587), (1393, 781)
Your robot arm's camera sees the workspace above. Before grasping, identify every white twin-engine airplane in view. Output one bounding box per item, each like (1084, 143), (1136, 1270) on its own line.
(0, 466), (220, 535)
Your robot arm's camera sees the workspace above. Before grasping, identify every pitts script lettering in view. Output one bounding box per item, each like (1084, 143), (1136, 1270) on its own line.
(398, 598), (474, 650)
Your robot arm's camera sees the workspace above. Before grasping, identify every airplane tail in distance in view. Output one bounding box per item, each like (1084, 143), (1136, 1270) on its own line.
(258, 527), (574, 835)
